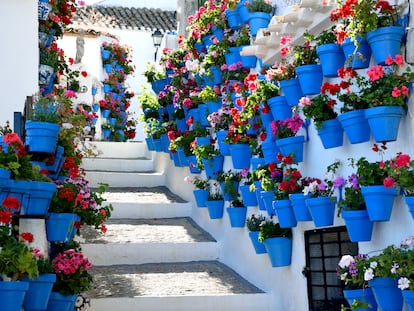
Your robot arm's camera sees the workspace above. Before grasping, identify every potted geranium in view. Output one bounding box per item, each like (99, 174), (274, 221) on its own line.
(239, 168), (257, 207)
(271, 114), (305, 163)
(226, 195), (247, 228)
(350, 143), (397, 222)
(205, 181), (224, 219)
(336, 254), (377, 311)
(246, 214), (267, 254)
(208, 107), (233, 156)
(258, 215), (293, 267)
(298, 83), (343, 149)
(190, 140), (223, 179)
(216, 169), (242, 201)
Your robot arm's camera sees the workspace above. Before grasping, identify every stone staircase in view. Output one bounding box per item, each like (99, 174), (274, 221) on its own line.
(80, 142), (269, 311)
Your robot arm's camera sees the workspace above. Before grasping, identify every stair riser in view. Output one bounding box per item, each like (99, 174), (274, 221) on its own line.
(85, 172), (166, 188)
(88, 294), (270, 311)
(82, 158), (154, 172)
(109, 202), (192, 219)
(83, 243), (219, 265)
(84, 141), (151, 158)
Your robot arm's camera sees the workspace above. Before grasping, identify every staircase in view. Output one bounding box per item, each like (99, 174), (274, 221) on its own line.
(81, 141), (269, 311)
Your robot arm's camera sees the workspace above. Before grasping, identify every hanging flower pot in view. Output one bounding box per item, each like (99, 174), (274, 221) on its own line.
(261, 140), (279, 165)
(254, 181), (266, 211)
(316, 43), (345, 77)
(343, 288), (377, 311)
(306, 196), (336, 227)
(364, 106), (404, 142)
(226, 207), (247, 227)
(187, 155), (201, 174)
(226, 9), (242, 30)
(237, 0), (251, 23)
(38, 0), (53, 20)
(46, 292), (79, 311)
(267, 96), (292, 121)
(402, 290), (414, 311)
(361, 185), (397, 221)
(104, 63), (113, 73)
(404, 196), (414, 220)
(0, 281), (29, 311)
(206, 199), (224, 219)
(251, 157), (265, 170)
(240, 46), (257, 68)
(220, 181), (240, 201)
(366, 26), (404, 65)
(273, 199), (297, 228)
(201, 156), (224, 179)
(263, 237), (292, 267)
(368, 277), (403, 311)
(289, 193), (312, 221)
(216, 130), (231, 156)
(23, 274), (56, 311)
(198, 104), (210, 127)
(225, 47), (242, 66)
(240, 185), (257, 207)
(38, 64), (55, 86)
(20, 181), (57, 216)
(210, 66), (222, 85)
(338, 110), (371, 144)
(276, 135), (305, 163)
(248, 231), (267, 254)
(341, 209), (374, 242)
(341, 37), (372, 69)
(193, 189), (208, 208)
(101, 49), (111, 60)
(261, 190), (275, 216)
(279, 78), (304, 107)
(316, 118), (344, 149)
(46, 212), (76, 242)
(295, 64), (324, 95)
(230, 143), (252, 169)
(248, 12), (271, 37)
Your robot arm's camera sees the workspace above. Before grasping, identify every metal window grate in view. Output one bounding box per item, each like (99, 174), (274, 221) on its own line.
(304, 226), (358, 311)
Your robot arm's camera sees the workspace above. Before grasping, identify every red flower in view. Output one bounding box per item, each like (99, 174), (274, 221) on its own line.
(20, 232), (34, 243)
(2, 197), (21, 210)
(0, 210), (12, 223)
(383, 177), (396, 188)
(81, 71), (88, 77)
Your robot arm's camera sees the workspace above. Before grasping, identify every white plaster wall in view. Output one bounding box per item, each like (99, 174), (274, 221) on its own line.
(0, 1), (38, 129)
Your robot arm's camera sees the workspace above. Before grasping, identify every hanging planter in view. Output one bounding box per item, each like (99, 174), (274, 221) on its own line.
(267, 96), (292, 121)
(279, 78), (304, 107)
(306, 196), (336, 228)
(295, 64), (323, 96)
(261, 140), (279, 165)
(366, 26), (404, 65)
(343, 288), (377, 311)
(216, 130), (231, 156)
(226, 207), (247, 227)
(240, 185), (258, 207)
(25, 121), (60, 153)
(46, 292), (79, 311)
(361, 185), (397, 222)
(225, 47), (242, 66)
(187, 155), (201, 174)
(341, 209), (374, 242)
(316, 43), (345, 77)
(23, 274), (56, 311)
(338, 110), (371, 144)
(368, 277), (403, 311)
(262, 237), (292, 267)
(240, 46), (257, 68)
(248, 231), (267, 254)
(254, 181), (266, 211)
(273, 199), (297, 228)
(251, 157), (265, 170)
(46, 212), (77, 242)
(206, 199), (224, 219)
(289, 193), (312, 221)
(248, 12), (271, 37)
(404, 196), (414, 220)
(230, 143), (252, 169)
(261, 190), (275, 216)
(316, 118), (344, 149)
(275, 135), (305, 163)
(226, 9), (242, 30)
(364, 106), (404, 142)
(341, 37), (372, 69)
(201, 156), (224, 180)
(0, 281), (29, 311)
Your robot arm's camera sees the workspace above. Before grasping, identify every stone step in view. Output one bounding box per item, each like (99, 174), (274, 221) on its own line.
(86, 262), (269, 311)
(84, 141), (151, 159)
(81, 157), (154, 173)
(101, 187), (192, 219)
(85, 171), (166, 188)
(81, 218), (217, 265)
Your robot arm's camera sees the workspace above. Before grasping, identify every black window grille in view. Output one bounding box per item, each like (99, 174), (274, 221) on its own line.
(304, 226), (358, 311)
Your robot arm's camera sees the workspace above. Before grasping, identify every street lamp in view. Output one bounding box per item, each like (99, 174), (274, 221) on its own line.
(152, 29), (163, 61)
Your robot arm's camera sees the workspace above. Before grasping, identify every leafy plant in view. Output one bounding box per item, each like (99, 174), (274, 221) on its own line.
(271, 114), (304, 139)
(247, 0), (274, 13)
(246, 213), (266, 231)
(207, 182), (224, 200)
(258, 216), (292, 242)
(337, 254), (371, 289)
(337, 173), (366, 216)
(184, 175), (210, 190)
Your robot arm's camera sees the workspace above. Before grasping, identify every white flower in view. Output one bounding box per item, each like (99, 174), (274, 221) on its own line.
(391, 262), (399, 274)
(398, 277), (410, 290)
(340, 272), (348, 281)
(364, 268), (375, 281)
(370, 261), (378, 269)
(184, 176), (193, 184)
(338, 255), (355, 269)
(402, 236), (414, 248)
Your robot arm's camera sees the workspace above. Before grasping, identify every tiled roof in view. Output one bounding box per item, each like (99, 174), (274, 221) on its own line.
(71, 6), (176, 33)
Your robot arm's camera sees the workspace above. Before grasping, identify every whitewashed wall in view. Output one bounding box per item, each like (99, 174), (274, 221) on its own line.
(0, 1), (38, 129)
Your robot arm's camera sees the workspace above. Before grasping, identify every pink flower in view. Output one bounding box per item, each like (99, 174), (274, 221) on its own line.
(401, 85), (409, 96)
(395, 54), (404, 65)
(280, 35), (292, 46)
(383, 177), (396, 188)
(392, 86), (401, 97)
(385, 55), (394, 65)
(366, 65), (384, 81)
(299, 97), (311, 106)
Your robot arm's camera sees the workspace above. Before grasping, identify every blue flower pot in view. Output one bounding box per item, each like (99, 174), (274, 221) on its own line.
(104, 63), (113, 73)
(226, 9), (242, 30)
(341, 37), (371, 69)
(248, 12), (271, 37)
(240, 185), (258, 207)
(23, 274), (56, 311)
(198, 104), (210, 127)
(402, 290), (414, 311)
(151, 79), (167, 94)
(145, 137), (155, 151)
(338, 110), (371, 144)
(25, 121), (60, 153)
(251, 157), (265, 170)
(226, 207), (247, 227)
(220, 181), (239, 201)
(261, 190), (275, 216)
(240, 45), (257, 68)
(225, 47), (242, 66)
(276, 135), (305, 163)
(279, 78), (303, 107)
(273, 199), (297, 228)
(101, 49), (110, 60)
(361, 186), (397, 221)
(21, 181), (57, 216)
(267, 96), (292, 121)
(295, 64), (324, 95)
(317, 118), (344, 149)
(306, 196), (336, 227)
(152, 138), (162, 152)
(404, 195), (414, 220)
(207, 100), (222, 114)
(254, 181), (266, 211)
(368, 277), (403, 311)
(202, 156), (224, 179)
(341, 209), (374, 242)
(248, 231), (267, 254)
(176, 118), (188, 132)
(364, 106), (404, 142)
(230, 143), (252, 169)
(210, 66), (222, 85)
(46, 212), (76, 242)
(289, 193), (312, 221)
(0, 281), (29, 311)
(0, 168), (11, 179)
(193, 189), (208, 208)
(160, 133), (170, 153)
(262, 140), (279, 164)
(263, 237), (292, 267)
(46, 292), (78, 311)
(343, 288), (377, 311)
(101, 109), (110, 118)
(206, 200), (224, 219)
(237, 0), (251, 23)
(187, 155), (201, 174)
(316, 43), (345, 77)
(216, 130), (231, 156)
(366, 26), (404, 65)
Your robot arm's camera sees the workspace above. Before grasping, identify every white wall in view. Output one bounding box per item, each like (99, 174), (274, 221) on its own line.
(0, 1), (38, 129)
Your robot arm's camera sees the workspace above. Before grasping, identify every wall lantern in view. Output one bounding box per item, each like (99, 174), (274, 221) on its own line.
(152, 29), (163, 61)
